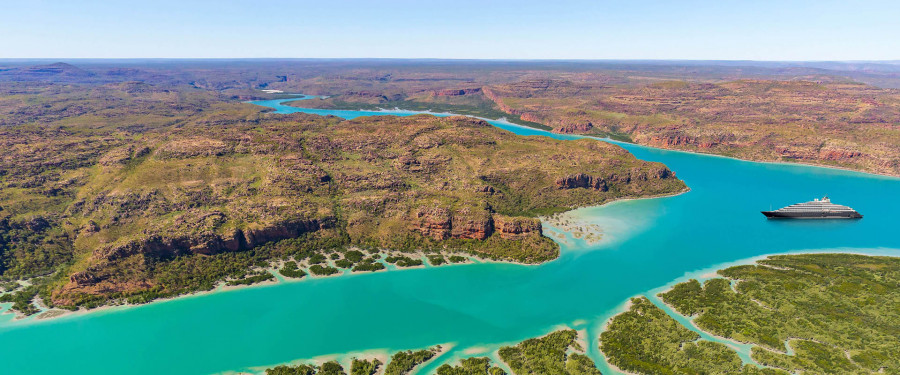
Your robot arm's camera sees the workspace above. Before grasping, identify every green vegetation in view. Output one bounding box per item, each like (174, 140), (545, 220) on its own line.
(344, 250), (365, 262)
(334, 259), (354, 268)
(278, 261), (307, 279)
(0, 71), (685, 315)
(601, 254), (900, 375)
(448, 255), (469, 263)
(349, 358), (381, 375)
(351, 259), (385, 273)
(484, 79), (900, 176)
(565, 354), (603, 375)
(427, 255), (447, 266)
(600, 297), (779, 375)
(0, 286), (40, 315)
(0, 281), (19, 292)
(263, 329), (601, 375)
(309, 265), (340, 276)
(436, 357), (506, 375)
(264, 361), (345, 375)
(498, 329), (601, 375)
(225, 271), (274, 286)
(659, 254), (900, 374)
(384, 347), (441, 375)
(266, 364), (318, 375)
(308, 254), (327, 265)
(385, 256), (423, 268)
(284, 94), (552, 131)
(318, 361), (346, 375)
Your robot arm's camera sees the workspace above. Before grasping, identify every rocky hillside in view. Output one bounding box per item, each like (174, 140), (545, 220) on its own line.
(0, 83), (685, 312)
(483, 79), (900, 176)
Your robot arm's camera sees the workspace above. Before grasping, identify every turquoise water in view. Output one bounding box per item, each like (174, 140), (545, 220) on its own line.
(1, 97), (898, 374)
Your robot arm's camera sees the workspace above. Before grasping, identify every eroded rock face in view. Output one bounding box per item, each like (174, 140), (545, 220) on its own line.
(451, 208), (494, 241)
(342, 91), (403, 103)
(432, 88), (482, 96)
(556, 167), (674, 190)
(446, 115), (491, 128)
(554, 121), (594, 134)
(68, 217), (333, 289)
(412, 207), (453, 240)
(819, 149), (863, 161)
(411, 207), (497, 241)
(641, 131), (736, 150)
(155, 137), (229, 159)
(494, 215), (542, 240)
(555, 173), (608, 191)
(410, 207), (544, 241)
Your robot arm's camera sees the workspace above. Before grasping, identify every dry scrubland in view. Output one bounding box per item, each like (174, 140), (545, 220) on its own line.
(483, 78), (900, 175)
(0, 81), (683, 313)
(288, 73), (900, 176)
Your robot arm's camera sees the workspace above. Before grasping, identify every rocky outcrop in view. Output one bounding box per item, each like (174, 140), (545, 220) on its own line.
(555, 173), (608, 191)
(412, 207), (453, 240)
(553, 121), (594, 134)
(494, 215), (542, 240)
(446, 115), (492, 128)
(451, 208), (494, 240)
(819, 149), (863, 161)
(474, 185), (496, 194)
(70, 217), (334, 288)
(155, 137), (229, 159)
(774, 146), (806, 159)
(410, 207), (546, 242)
(482, 87), (523, 117)
(432, 88), (482, 96)
(640, 132), (736, 150)
(556, 167), (674, 190)
(342, 91), (403, 103)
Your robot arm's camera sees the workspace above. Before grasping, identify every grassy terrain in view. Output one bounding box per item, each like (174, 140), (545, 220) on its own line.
(284, 91), (553, 131)
(498, 329), (601, 375)
(660, 253), (900, 374)
(483, 79), (900, 176)
(349, 358), (382, 375)
(0, 82), (684, 314)
(601, 254), (900, 375)
(600, 297), (785, 375)
(264, 329), (601, 375)
(384, 347), (441, 375)
(436, 357), (506, 375)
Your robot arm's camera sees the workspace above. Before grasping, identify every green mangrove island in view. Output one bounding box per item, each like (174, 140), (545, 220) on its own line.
(260, 253), (900, 375)
(264, 328), (600, 375)
(601, 253), (900, 375)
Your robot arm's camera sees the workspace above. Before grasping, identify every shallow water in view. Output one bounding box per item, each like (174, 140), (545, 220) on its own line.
(1, 97), (898, 374)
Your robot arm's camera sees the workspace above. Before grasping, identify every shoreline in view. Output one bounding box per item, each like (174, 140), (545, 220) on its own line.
(267, 95), (900, 180)
(594, 247), (900, 374)
(2, 183), (689, 326)
(0, 251), (533, 327)
(608, 138), (900, 180)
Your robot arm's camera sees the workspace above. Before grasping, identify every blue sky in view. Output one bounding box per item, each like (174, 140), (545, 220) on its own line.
(2, 0), (898, 60)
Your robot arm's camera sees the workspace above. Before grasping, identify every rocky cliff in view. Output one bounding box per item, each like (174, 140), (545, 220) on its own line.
(0, 89), (687, 310)
(481, 79), (900, 176)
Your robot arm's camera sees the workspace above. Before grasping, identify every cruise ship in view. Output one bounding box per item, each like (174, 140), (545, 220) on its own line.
(762, 196), (862, 219)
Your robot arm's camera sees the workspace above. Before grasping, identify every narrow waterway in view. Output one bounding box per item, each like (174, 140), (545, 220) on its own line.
(0, 97), (897, 375)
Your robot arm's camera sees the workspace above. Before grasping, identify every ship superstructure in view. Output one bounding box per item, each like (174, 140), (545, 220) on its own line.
(762, 196), (862, 219)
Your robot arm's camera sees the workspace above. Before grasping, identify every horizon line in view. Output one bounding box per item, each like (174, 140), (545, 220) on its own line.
(1, 57), (899, 64)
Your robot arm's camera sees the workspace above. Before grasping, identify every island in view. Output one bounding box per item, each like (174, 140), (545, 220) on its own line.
(601, 253), (900, 374)
(263, 329), (600, 375)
